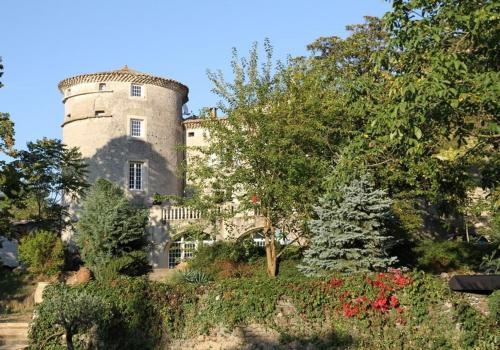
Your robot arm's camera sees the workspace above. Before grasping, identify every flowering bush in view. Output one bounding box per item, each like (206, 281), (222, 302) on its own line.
(329, 269), (412, 319)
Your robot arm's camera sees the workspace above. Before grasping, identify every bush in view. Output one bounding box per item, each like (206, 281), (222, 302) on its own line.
(18, 230), (64, 275)
(189, 240), (264, 271)
(414, 240), (495, 272)
(93, 251), (151, 282)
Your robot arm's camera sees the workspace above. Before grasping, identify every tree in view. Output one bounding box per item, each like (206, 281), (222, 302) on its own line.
(30, 284), (111, 350)
(299, 177), (397, 275)
(187, 41), (333, 277)
(15, 138), (88, 229)
(0, 57), (20, 238)
(303, 3), (499, 239)
(76, 178), (149, 269)
(0, 57), (14, 155)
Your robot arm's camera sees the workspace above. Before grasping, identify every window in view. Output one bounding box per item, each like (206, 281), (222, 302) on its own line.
(129, 162), (143, 190)
(131, 84), (142, 97)
(99, 83), (106, 91)
(130, 119), (142, 137)
(95, 110), (105, 117)
(188, 131), (195, 137)
(167, 238), (214, 269)
(66, 114), (71, 118)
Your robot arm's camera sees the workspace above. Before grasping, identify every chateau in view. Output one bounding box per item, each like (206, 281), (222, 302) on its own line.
(58, 67), (264, 268)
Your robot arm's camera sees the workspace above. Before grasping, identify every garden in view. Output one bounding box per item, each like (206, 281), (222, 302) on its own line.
(0, 0), (499, 349)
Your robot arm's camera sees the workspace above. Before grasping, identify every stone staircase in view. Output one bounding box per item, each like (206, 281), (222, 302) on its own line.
(0, 314), (30, 350)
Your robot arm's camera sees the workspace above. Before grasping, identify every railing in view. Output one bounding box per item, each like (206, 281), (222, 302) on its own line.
(162, 206), (202, 221)
(162, 204), (261, 223)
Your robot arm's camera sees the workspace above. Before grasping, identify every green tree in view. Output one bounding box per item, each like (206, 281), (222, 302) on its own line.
(299, 177), (397, 275)
(304, 3), (498, 237)
(15, 138), (88, 229)
(29, 284), (111, 350)
(76, 178), (149, 269)
(0, 57), (20, 238)
(0, 57), (14, 155)
(188, 41), (333, 277)
(377, 0), (498, 208)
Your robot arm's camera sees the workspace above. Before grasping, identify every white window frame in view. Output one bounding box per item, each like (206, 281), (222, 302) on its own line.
(127, 116), (146, 140)
(130, 118), (143, 137)
(128, 161), (143, 190)
(167, 238), (214, 269)
(131, 83), (143, 97)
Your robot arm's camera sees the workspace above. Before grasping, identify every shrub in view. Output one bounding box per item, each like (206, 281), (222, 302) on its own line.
(414, 239), (494, 272)
(18, 230), (64, 275)
(189, 240), (264, 272)
(93, 251), (151, 282)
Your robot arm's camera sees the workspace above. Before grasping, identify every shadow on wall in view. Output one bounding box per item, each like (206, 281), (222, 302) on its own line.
(87, 135), (179, 206)
(80, 135), (182, 267)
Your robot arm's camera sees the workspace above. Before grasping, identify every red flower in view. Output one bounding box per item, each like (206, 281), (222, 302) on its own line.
(390, 294), (399, 308)
(342, 303), (360, 317)
(329, 277), (344, 288)
(393, 274), (411, 287)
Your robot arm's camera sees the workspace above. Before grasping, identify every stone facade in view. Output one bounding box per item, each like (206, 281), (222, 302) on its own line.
(60, 66), (188, 205)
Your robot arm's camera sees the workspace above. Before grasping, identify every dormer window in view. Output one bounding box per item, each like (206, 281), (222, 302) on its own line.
(131, 84), (142, 97)
(99, 83), (106, 91)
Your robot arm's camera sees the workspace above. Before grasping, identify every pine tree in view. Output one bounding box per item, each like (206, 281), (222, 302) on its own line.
(76, 178), (149, 267)
(299, 177), (397, 275)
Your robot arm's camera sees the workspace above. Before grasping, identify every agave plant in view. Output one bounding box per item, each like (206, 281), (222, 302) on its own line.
(181, 269), (212, 284)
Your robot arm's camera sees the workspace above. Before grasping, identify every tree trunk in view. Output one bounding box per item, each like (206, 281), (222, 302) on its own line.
(264, 217), (277, 278)
(65, 329), (74, 350)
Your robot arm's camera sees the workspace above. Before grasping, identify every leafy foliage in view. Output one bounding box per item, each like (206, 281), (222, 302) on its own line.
(300, 177), (397, 275)
(29, 283), (112, 350)
(92, 250), (151, 282)
(187, 40), (332, 276)
(76, 178), (149, 270)
(30, 278), (167, 350)
(18, 230), (64, 275)
(414, 239), (495, 273)
(15, 138), (88, 224)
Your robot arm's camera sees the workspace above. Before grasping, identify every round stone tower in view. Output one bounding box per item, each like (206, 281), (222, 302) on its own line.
(58, 66), (188, 204)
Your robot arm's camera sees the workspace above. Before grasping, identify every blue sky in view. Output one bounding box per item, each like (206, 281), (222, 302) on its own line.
(0, 0), (390, 152)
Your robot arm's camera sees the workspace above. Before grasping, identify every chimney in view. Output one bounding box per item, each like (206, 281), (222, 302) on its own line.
(210, 107), (217, 119)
